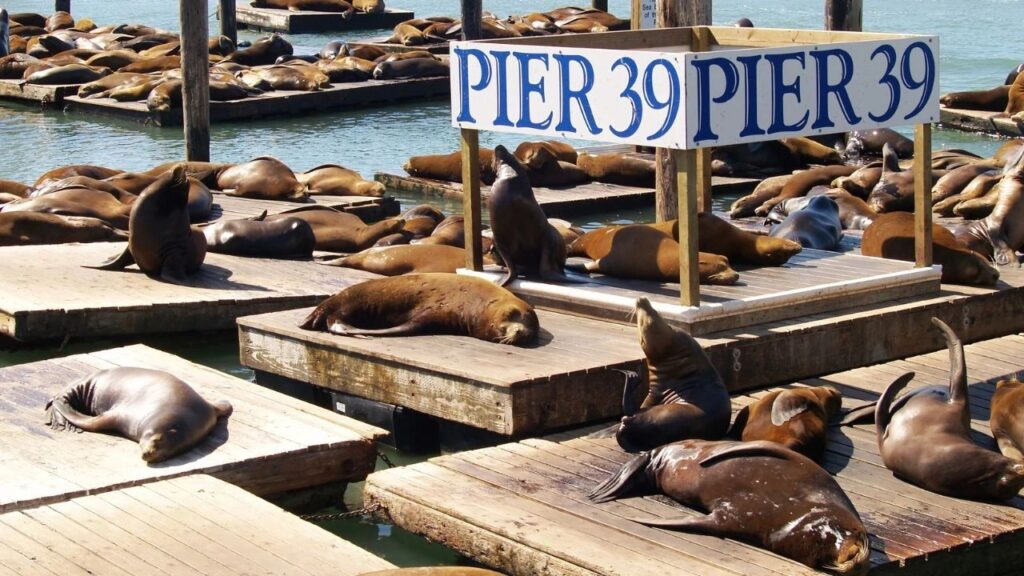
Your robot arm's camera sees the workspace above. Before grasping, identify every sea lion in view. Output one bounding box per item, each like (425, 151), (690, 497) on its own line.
(338, 43), (386, 61)
(298, 164), (384, 196)
(615, 297), (731, 452)
(372, 57), (448, 80)
(353, 0), (384, 13)
(712, 141), (804, 178)
(316, 56), (374, 82)
(487, 145), (569, 285)
(940, 85), (1009, 112)
(215, 156), (307, 201)
(575, 152), (655, 187)
(933, 173), (1001, 217)
(730, 386), (842, 461)
(385, 22), (427, 46)
(589, 439), (870, 574)
(403, 148), (497, 184)
(88, 165), (207, 284)
(931, 163), (997, 204)
(45, 11), (74, 32)
(413, 215), (465, 247)
(300, 273), (539, 345)
(1005, 71), (1024, 116)
(775, 188), (877, 231)
(569, 225), (739, 285)
(514, 140), (578, 169)
(844, 128), (914, 158)
(318, 40), (344, 60)
(522, 149), (589, 188)
(650, 213), (803, 266)
(45, 367), (232, 463)
(867, 143), (919, 213)
(9, 12), (46, 28)
(77, 71), (150, 97)
(208, 35), (235, 56)
(224, 34), (292, 66)
(955, 145), (1024, 265)
(319, 244), (468, 275)
(780, 136), (843, 165)
(361, 569), (503, 576)
(1, 187), (132, 229)
(873, 318), (1024, 500)
(245, 63), (329, 91)
(833, 163), (882, 199)
(728, 174), (792, 219)
(34, 164), (123, 187)
(548, 218), (585, 247)
(757, 165), (857, 215)
(769, 195), (844, 251)
(118, 55), (180, 73)
(954, 186), (1001, 219)
(0, 178), (30, 197)
(0, 54), (42, 79)
(0, 212), (127, 246)
(203, 215), (315, 258)
(24, 62), (110, 84)
(863, 212), (998, 286)
(30, 175), (137, 204)
(992, 379), (1024, 461)
(264, 205), (404, 251)
(252, 0), (355, 14)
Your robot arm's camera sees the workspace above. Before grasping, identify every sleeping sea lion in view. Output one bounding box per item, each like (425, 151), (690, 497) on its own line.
(730, 386), (842, 461)
(757, 165), (857, 215)
(224, 34), (292, 66)
(203, 215), (315, 258)
(215, 156), (307, 201)
(866, 143), (920, 213)
(264, 205), (404, 251)
(298, 164), (384, 197)
(769, 195), (844, 251)
(729, 174), (792, 219)
(404, 148), (497, 185)
(940, 85), (1009, 112)
(372, 57), (448, 80)
(575, 152), (655, 187)
(319, 244), (469, 275)
(252, 0), (355, 15)
(1, 187), (132, 229)
(0, 212), (127, 246)
(955, 144), (1024, 265)
(649, 213), (803, 266)
(991, 379), (1024, 461)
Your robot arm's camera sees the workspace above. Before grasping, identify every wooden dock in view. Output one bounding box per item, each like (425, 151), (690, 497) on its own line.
(0, 474), (397, 575)
(62, 76), (449, 126)
(374, 173), (759, 219)
(210, 192), (400, 223)
(0, 243), (382, 343)
(231, 4), (414, 33)
(939, 106), (1023, 137)
(0, 80), (78, 107)
(0, 344), (385, 514)
(364, 333), (1024, 576)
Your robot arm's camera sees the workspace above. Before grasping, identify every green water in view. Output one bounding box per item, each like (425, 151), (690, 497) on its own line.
(1, 0), (1021, 568)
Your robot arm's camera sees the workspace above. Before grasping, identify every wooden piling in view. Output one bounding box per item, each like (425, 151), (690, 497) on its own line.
(460, 0), (483, 271)
(825, 0), (863, 31)
(54, 0), (70, 14)
(914, 123), (933, 267)
(180, 0), (211, 162)
(220, 0), (238, 46)
(592, 0), (609, 11)
(0, 9), (8, 59)
(674, 149), (700, 306)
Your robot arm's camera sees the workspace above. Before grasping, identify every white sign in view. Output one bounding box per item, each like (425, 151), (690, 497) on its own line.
(637, 0), (656, 30)
(449, 34), (939, 150)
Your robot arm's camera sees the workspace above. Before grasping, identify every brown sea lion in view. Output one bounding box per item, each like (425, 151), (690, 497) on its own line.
(44, 11), (74, 32)
(514, 140), (577, 169)
(1, 187), (132, 229)
(413, 215), (465, 247)
(1005, 71), (1024, 115)
(352, 0), (384, 13)
(88, 165), (207, 284)
(247, 63), (330, 91)
(208, 35), (235, 56)
(844, 128), (915, 159)
(76, 71), (149, 97)
(769, 195), (844, 251)
(873, 319), (1024, 500)
(34, 164), (123, 187)
(118, 55), (180, 73)
(729, 174), (792, 218)
(832, 163), (882, 199)
(300, 273), (539, 345)
(487, 145), (569, 285)
(400, 203), (444, 223)
(185, 178), (214, 223)
(385, 22), (427, 46)
(203, 215), (315, 258)
(955, 145), (1024, 265)
(252, 0), (355, 14)
(320, 244), (468, 275)
(337, 43), (385, 61)
(863, 212), (998, 286)
(933, 173), (1001, 217)
(24, 62), (109, 84)
(757, 165), (857, 215)
(931, 163), (997, 205)
(106, 77), (164, 102)
(954, 186), (1001, 219)
(45, 367), (232, 463)
(379, 50), (437, 63)
(372, 57), (448, 80)
(264, 205), (404, 252)
(0, 212), (127, 246)
(589, 439), (870, 574)
(30, 175), (137, 203)
(780, 136), (843, 165)
(215, 156), (307, 201)
(10, 12), (46, 28)
(575, 152), (655, 187)
(650, 213), (803, 266)
(298, 164), (384, 197)
(224, 34), (292, 66)
(614, 297), (731, 452)
(994, 140), (1024, 167)
(939, 85), (1009, 112)
(0, 54), (41, 79)
(731, 386), (842, 461)
(523, 151), (589, 188)
(992, 379), (1024, 461)
(547, 217), (584, 246)
(317, 56), (374, 82)
(145, 78), (183, 111)
(866, 143), (919, 213)
(569, 225), (739, 285)
(404, 148), (496, 184)
(0, 178), (30, 197)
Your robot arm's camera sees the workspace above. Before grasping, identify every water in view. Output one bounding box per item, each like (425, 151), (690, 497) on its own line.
(0, 0), (1020, 568)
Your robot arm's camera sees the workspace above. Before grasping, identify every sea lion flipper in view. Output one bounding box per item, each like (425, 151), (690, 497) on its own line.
(588, 451), (652, 503)
(159, 256), (190, 285)
(931, 317), (968, 404)
(770, 390), (811, 426)
(876, 372), (916, 437)
(628, 509), (728, 533)
(329, 321), (421, 337)
(46, 397), (116, 433)
(615, 368), (642, 416)
(728, 405), (750, 438)
(836, 402), (877, 426)
(698, 442), (791, 467)
(85, 247), (134, 271)
(213, 400), (233, 418)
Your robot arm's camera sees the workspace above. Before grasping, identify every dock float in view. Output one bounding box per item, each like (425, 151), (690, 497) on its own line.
(0, 474), (397, 575)
(0, 344), (386, 514)
(939, 106), (1023, 138)
(231, 4), (414, 33)
(0, 243), (381, 343)
(210, 192), (400, 223)
(364, 333), (1024, 576)
(0, 80), (78, 107)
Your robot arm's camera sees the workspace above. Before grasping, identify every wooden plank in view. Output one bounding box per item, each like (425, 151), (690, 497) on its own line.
(233, 4), (414, 32)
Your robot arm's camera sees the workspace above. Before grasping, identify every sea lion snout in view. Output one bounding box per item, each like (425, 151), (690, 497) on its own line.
(140, 429), (177, 462)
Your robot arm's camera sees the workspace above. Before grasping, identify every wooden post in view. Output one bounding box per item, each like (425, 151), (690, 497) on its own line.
(914, 123), (933, 268)
(460, 0), (483, 271)
(54, 0), (70, 13)
(655, 0), (711, 222)
(825, 0), (863, 31)
(461, 0), (482, 41)
(0, 10), (9, 59)
(674, 149), (700, 306)
(219, 0), (237, 46)
(592, 0), (609, 11)
(180, 0), (210, 162)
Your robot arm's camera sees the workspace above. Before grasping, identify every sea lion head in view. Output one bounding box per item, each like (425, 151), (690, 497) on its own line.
(993, 461), (1024, 500)
(486, 294), (539, 345)
(958, 250), (1000, 286)
(138, 398), (231, 463)
(634, 297), (678, 361)
(139, 427), (188, 463)
(492, 144), (528, 182)
(752, 234), (803, 266)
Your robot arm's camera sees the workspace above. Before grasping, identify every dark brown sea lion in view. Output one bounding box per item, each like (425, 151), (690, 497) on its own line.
(44, 11), (74, 32)
(224, 34), (292, 66)
(145, 78), (182, 111)
(88, 165), (207, 284)
(955, 145), (1024, 265)
(338, 43), (386, 61)
(575, 152), (654, 187)
(650, 213), (803, 266)
(319, 244), (468, 275)
(1, 187), (132, 229)
(522, 150), (589, 188)
(992, 379), (1024, 461)
(729, 174), (792, 218)
(939, 85), (1009, 112)
(297, 164), (384, 197)
(874, 319), (1024, 500)
(487, 145), (569, 285)
(780, 136), (843, 165)
(548, 218), (585, 247)
(203, 215), (315, 258)
(252, 0), (355, 14)
(0, 54), (41, 79)
(215, 156), (307, 201)
(24, 62), (109, 84)
(712, 141), (804, 178)
(45, 367), (232, 463)
(10, 12), (46, 28)
(264, 205), (404, 251)
(185, 177), (214, 223)
(757, 165), (857, 215)
(589, 439), (870, 574)
(300, 273), (539, 345)
(208, 35), (235, 56)
(863, 212), (998, 286)
(0, 212), (127, 246)
(569, 225), (739, 285)
(372, 57), (448, 80)
(843, 128), (914, 158)
(769, 195), (844, 251)
(403, 148), (497, 184)
(866, 143), (918, 213)
(730, 386), (842, 461)
(0, 178), (30, 197)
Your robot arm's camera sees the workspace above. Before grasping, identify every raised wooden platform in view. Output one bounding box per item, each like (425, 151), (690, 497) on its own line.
(232, 4), (414, 32)
(210, 192), (400, 223)
(364, 333), (1024, 576)
(62, 76), (449, 126)
(0, 80), (78, 106)
(0, 474), (397, 575)
(0, 344), (385, 514)
(0, 243), (381, 343)
(939, 106), (1023, 137)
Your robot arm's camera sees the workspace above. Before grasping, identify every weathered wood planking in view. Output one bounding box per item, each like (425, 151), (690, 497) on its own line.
(365, 334), (1024, 576)
(375, 173), (758, 219)
(0, 344), (386, 514)
(0, 243), (381, 342)
(62, 76), (449, 126)
(231, 4), (414, 32)
(0, 80), (78, 106)
(0, 474), (397, 576)
(239, 307), (643, 437)
(939, 107), (1023, 138)
(209, 192), (400, 223)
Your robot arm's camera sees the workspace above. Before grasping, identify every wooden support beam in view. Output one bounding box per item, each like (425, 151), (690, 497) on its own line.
(914, 123), (933, 268)
(461, 128), (483, 271)
(460, 0), (482, 41)
(180, 0), (211, 162)
(674, 148), (700, 307)
(825, 0), (863, 31)
(220, 0), (238, 46)
(54, 0), (70, 13)
(0, 10), (9, 59)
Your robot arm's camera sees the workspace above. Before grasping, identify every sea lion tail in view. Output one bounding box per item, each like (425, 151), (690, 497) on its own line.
(588, 451), (652, 503)
(84, 247), (134, 271)
(823, 530), (871, 576)
(876, 372), (915, 439)
(299, 304), (328, 331)
(931, 317), (967, 404)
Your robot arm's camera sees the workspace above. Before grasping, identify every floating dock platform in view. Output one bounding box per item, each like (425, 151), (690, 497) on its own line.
(0, 80), (78, 106)
(210, 192), (400, 223)
(231, 4), (414, 33)
(364, 333), (1024, 576)
(939, 106), (1023, 138)
(0, 243), (381, 343)
(0, 344), (385, 514)
(0, 474), (397, 575)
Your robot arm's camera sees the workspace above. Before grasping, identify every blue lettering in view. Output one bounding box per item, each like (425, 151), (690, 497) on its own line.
(736, 55), (764, 138)
(810, 48), (861, 130)
(766, 51), (809, 134)
(869, 45), (900, 122)
(691, 57), (739, 143)
(553, 54), (601, 135)
(454, 47), (491, 124)
(514, 52), (552, 130)
(610, 57), (642, 138)
(491, 51), (513, 127)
